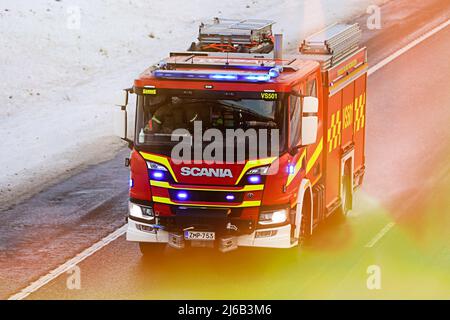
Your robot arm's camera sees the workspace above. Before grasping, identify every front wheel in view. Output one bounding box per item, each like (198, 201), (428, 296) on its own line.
(293, 192), (312, 247)
(139, 242), (166, 256)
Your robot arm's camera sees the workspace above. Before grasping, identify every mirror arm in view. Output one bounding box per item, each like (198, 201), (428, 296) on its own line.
(289, 145), (301, 156)
(290, 91), (304, 98)
(122, 138), (134, 150)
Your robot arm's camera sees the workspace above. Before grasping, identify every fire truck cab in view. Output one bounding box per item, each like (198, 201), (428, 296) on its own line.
(114, 19), (367, 254)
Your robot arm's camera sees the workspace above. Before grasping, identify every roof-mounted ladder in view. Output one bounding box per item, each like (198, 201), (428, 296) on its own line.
(189, 18), (276, 54)
(157, 51), (297, 72)
(300, 23), (362, 69)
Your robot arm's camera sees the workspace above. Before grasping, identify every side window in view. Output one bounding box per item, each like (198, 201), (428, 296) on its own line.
(306, 78), (317, 97)
(289, 93), (302, 148)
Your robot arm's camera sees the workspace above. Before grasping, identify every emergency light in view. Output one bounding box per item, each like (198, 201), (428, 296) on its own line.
(225, 194), (236, 201)
(247, 175), (262, 184)
(151, 171), (165, 180)
(153, 66), (282, 83)
(176, 191), (189, 200)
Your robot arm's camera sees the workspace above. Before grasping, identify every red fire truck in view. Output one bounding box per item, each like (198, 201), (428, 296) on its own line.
(114, 19), (367, 254)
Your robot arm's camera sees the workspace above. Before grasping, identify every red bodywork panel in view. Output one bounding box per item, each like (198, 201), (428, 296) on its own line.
(322, 49), (368, 212)
(129, 150), (152, 201)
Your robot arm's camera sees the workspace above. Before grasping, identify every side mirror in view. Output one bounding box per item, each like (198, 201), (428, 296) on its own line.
(303, 96), (319, 113)
(113, 89), (133, 148)
(301, 97), (319, 146)
(115, 89), (129, 108)
(113, 107), (127, 139)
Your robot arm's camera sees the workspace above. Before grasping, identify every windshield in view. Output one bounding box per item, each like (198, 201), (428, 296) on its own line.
(134, 90), (287, 159)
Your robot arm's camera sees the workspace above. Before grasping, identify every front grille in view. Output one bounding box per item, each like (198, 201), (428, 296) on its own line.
(168, 189), (244, 203)
(174, 207), (230, 217)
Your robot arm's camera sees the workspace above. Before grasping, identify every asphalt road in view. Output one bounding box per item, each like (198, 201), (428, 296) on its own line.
(1, 0), (450, 300)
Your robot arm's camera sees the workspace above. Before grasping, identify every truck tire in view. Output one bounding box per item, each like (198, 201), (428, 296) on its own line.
(139, 242), (166, 256)
(297, 192), (312, 247)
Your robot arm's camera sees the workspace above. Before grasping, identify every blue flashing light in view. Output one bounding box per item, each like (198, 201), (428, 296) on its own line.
(288, 164), (295, 175)
(151, 171), (165, 180)
(244, 74), (271, 82)
(129, 178), (134, 188)
(225, 194), (235, 201)
(268, 70), (279, 78)
(269, 69), (279, 78)
(176, 191), (188, 200)
(268, 66), (283, 78)
(248, 175), (262, 184)
(209, 74), (238, 81)
(153, 70), (208, 79)
(153, 68), (280, 83)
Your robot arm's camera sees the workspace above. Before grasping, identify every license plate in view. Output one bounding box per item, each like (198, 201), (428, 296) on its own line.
(184, 231), (215, 241)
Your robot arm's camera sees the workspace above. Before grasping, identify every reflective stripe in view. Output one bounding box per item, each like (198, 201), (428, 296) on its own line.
(286, 150), (307, 187)
(139, 152), (178, 182)
(306, 138), (323, 174)
(140, 152), (277, 186)
(329, 64), (368, 96)
(150, 180), (264, 192)
(354, 93), (366, 133)
(152, 196), (261, 208)
(327, 110), (342, 153)
(286, 139), (323, 188)
(235, 157), (277, 185)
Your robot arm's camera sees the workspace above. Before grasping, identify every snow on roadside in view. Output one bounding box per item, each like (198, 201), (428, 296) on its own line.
(0, 0), (389, 208)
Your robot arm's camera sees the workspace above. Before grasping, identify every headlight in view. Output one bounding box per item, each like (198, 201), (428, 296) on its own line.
(246, 165), (270, 175)
(245, 165), (270, 184)
(129, 202), (154, 221)
(258, 209), (288, 225)
(146, 161), (168, 171)
(147, 161), (169, 181)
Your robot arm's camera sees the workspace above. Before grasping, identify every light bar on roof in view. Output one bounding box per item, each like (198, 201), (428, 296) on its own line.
(152, 66), (282, 83)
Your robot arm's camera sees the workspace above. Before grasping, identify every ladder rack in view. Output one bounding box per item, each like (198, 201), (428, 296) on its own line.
(160, 51), (297, 72)
(190, 18), (276, 53)
(300, 23), (362, 69)
(149, 51), (297, 83)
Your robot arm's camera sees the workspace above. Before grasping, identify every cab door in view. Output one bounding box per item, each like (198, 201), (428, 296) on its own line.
(285, 84), (306, 196)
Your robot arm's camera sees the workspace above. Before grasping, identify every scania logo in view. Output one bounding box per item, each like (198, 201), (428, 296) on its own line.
(180, 167), (233, 178)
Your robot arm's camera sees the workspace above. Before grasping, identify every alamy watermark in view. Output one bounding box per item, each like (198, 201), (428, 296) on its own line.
(170, 121), (280, 172)
(366, 265), (382, 290)
(67, 6), (81, 30)
(367, 5), (382, 30)
(66, 266), (81, 290)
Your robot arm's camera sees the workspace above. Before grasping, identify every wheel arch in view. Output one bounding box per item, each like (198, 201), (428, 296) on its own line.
(341, 149), (355, 210)
(294, 179), (313, 239)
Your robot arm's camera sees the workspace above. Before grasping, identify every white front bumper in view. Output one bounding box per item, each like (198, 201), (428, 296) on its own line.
(126, 219), (295, 249)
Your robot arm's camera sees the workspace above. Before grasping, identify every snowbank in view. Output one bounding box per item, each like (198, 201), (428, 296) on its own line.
(0, 0), (389, 207)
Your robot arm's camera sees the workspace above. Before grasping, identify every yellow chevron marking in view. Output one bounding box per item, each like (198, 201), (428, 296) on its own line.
(139, 152), (178, 182)
(150, 180), (264, 192)
(354, 92), (366, 133)
(327, 110), (342, 153)
(235, 157), (278, 185)
(306, 138), (323, 174)
(152, 196), (261, 208)
(286, 149), (307, 187)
